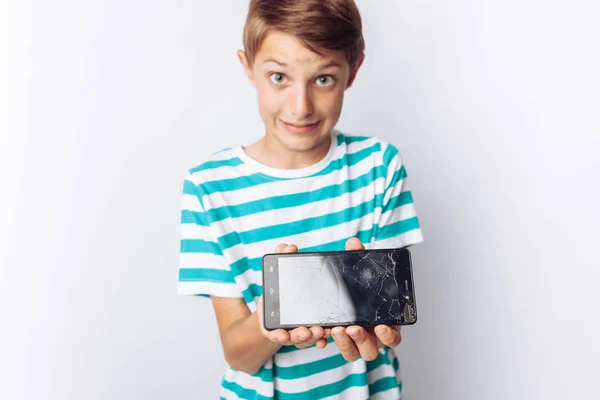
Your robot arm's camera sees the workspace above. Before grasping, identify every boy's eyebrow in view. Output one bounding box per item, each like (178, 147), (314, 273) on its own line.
(262, 58), (288, 67)
(262, 58), (342, 70)
(318, 61), (342, 69)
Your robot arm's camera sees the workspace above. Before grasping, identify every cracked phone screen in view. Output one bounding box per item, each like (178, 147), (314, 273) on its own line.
(278, 249), (416, 326)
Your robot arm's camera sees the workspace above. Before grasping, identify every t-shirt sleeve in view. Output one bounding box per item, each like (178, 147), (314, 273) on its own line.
(371, 142), (424, 250)
(177, 172), (242, 298)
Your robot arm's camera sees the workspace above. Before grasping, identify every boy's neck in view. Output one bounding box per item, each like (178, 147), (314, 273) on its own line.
(243, 133), (332, 170)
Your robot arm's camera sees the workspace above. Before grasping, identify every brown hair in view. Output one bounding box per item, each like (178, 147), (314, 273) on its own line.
(243, 0), (365, 68)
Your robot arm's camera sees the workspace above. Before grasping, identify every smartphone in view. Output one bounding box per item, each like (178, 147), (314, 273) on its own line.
(262, 247), (417, 330)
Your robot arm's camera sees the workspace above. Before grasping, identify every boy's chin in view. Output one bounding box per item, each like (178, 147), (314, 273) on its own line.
(277, 132), (331, 153)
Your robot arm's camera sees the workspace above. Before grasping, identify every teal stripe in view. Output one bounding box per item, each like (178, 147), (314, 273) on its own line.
(227, 227), (375, 284)
(221, 378), (271, 400)
(392, 355), (400, 372)
(204, 165), (385, 224)
(369, 376), (400, 396)
(307, 142), (381, 178)
(200, 173), (281, 197)
(180, 239), (223, 254)
(181, 210), (208, 226)
(385, 165), (407, 193)
(196, 142), (382, 197)
(387, 191), (413, 210)
(366, 351), (391, 372)
(276, 372), (368, 399)
(226, 196), (412, 280)
(251, 366), (274, 383)
(178, 268), (234, 283)
(343, 135), (373, 144)
(182, 179), (199, 196)
(190, 157), (243, 173)
(382, 143), (399, 167)
(241, 283), (262, 304)
(302, 228), (373, 253)
(276, 353), (347, 379)
(376, 216), (420, 241)
(218, 194), (381, 250)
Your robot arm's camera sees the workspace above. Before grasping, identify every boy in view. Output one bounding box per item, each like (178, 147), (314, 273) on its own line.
(178, 0), (424, 398)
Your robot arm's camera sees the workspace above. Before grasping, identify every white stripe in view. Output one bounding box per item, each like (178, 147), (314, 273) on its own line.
(200, 139), (381, 211)
(371, 229), (424, 249)
(382, 173), (405, 205)
(379, 203), (418, 228)
(274, 359), (366, 394)
(367, 361), (397, 383)
(235, 268), (262, 289)
(176, 281), (241, 297)
(180, 223), (209, 240)
(274, 339), (342, 367)
(192, 159), (256, 183)
(179, 252), (225, 269)
(181, 193), (203, 212)
(321, 383), (370, 400)
(224, 368), (273, 398)
(221, 213), (375, 266)
(212, 179), (381, 233)
(220, 386), (243, 400)
(370, 386), (401, 400)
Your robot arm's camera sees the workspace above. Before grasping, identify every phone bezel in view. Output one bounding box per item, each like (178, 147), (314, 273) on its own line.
(261, 247), (417, 331)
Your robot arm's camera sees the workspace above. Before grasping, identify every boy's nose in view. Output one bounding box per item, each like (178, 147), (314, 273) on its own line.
(289, 87), (314, 119)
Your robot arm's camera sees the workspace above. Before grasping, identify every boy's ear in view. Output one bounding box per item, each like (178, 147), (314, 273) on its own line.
(346, 55), (365, 89)
(237, 50), (255, 86)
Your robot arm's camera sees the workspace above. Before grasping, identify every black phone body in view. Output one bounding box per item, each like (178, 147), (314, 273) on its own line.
(262, 247), (417, 330)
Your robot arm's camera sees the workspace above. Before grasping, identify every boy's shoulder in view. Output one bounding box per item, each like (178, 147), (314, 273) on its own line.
(184, 146), (242, 184)
(338, 132), (402, 160)
(184, 132), (404, 183)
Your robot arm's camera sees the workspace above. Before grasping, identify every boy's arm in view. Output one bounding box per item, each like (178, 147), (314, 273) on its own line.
(210, 243), (330, 375)
(211, 296), (281, 374)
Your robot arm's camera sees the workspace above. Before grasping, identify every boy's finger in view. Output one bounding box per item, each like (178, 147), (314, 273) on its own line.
(332, 327), (360, 362)
(345, 237), (365, 251)
(284, 244), (298, 253)
(290, 326), (312, 344)
(294, 336), (321, 349)
(309, 326), (325, 338)
(275, 243), (288, 253)
(293, 326), (327, 349)
(323, 328), (332, 338)
(346, 325), (379, 361)
(315, 338), (328, 349)
(267, 329), (291, 344)
(374, 325), (402, 347)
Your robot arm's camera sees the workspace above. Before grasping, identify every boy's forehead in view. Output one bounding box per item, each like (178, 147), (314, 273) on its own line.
(255, 31), (347, 69)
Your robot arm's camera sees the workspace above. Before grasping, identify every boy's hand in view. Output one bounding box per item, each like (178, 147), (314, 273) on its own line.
(329, 238), (403, 362)
(257, 243), (330, 349)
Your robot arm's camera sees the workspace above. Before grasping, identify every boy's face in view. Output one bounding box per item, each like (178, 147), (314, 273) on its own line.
(239, 31), (362, 153)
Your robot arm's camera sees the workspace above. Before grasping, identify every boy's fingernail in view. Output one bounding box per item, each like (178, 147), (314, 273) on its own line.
(376, 326), (389, 335)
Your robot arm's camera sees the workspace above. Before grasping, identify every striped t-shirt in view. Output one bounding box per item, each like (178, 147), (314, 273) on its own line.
(178, 131), (424, 399)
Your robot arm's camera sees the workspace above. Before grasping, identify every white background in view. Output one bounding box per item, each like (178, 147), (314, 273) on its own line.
(2, 0), (599, 399)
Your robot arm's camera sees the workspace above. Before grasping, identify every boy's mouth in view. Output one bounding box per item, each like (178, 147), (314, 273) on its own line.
(280, 120), (321, 134)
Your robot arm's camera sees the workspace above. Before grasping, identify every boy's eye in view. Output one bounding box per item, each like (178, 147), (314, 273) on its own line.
(316, 75), (335, 86)
(269, 73), (287, 85)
